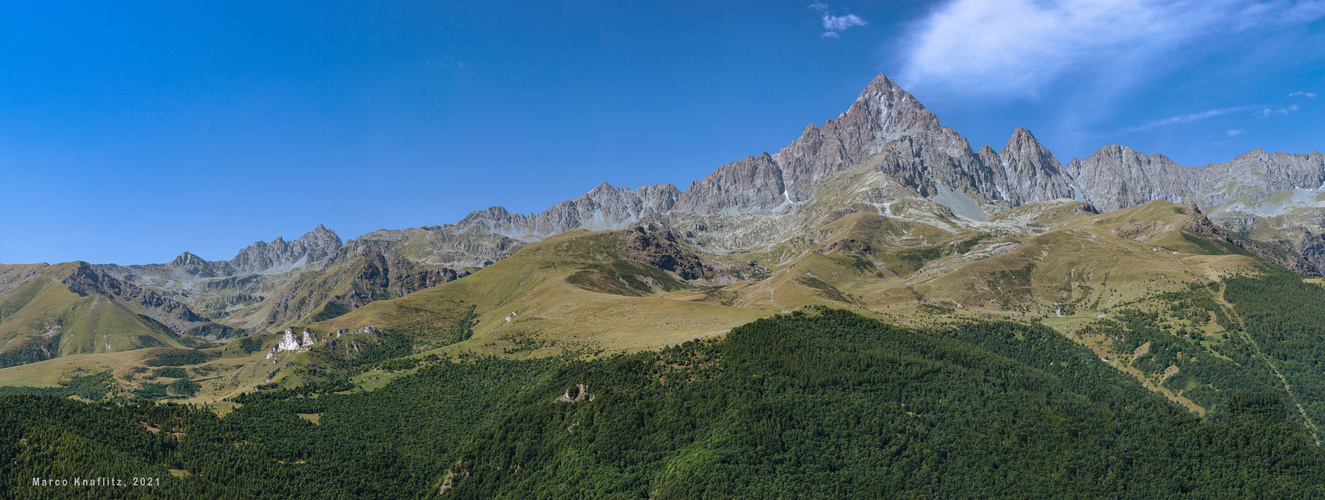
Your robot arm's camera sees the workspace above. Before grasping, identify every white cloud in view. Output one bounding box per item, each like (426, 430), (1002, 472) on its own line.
(1121, 105), (1258, 132)
(813, 4), (867, 37)
(899, 0), (1325, 98)
(1226, 129), (1244, 136)
(823, 13), (867, 31)
(1289, 91), (1317, 98)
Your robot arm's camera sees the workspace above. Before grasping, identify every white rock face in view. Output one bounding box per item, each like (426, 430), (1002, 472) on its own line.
(277, 329), (300, 352)
(273, 328), (317, 355)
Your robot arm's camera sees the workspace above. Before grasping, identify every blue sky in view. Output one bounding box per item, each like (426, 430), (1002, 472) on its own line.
(2, 1), (1323, 265)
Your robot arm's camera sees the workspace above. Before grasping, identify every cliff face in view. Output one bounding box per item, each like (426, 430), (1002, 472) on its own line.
(675, 153), (787, 215)
(1068, 147), (1325, 212)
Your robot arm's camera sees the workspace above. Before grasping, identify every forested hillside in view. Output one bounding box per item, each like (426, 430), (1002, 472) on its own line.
(4, 309), (1323, 499)
(1225, 268), (1325, 435)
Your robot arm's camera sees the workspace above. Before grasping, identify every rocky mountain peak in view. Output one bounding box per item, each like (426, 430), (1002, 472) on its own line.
(772, 73), (969, 202)
(170, 251), (204, 268)
(1066, 145), (1190, 212)
(1238, 147), (1268, 160)
(588, 181), (617, 197)
(995, 127), (1075, 205)
(1005, 126), (1035, 147)
(294, 225), (343, 261)
(851, 73), (943, 142)
(228, 226), (344, 274)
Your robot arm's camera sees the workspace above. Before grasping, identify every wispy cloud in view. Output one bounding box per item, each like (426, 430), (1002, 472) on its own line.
(1122, 101), (1300, 133)
(812, 4), (867, 38)
(899, 0), (1325, 98)
(1289, 91), (1317, 98)
(1120, 105), (1258, 133)
(1255, 104), (1299, 118)
(823, 13), (867, 31)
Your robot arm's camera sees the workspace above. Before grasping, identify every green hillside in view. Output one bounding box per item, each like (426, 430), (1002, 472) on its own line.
(0, 265), (191, 368)
(3, 309), (1323, 499)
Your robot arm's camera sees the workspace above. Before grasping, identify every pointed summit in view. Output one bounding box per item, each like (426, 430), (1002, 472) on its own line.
(1006, 126), (1034, 144)
(998, 127), (1075, 205)
(1002, 127), (1051, 161)
(587, 181), (617, 196)
(169, 251), (204, 267)
(846, 73), (941, 141)
(297, 224), (342, 245)
(166, 250), (232, 277)
(772, 73), (982, 202)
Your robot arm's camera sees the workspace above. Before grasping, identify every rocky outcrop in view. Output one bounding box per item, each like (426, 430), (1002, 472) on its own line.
(1181, 205), (1321, 276)
(620, 226), (712, 281)
(339, 250), (469, 304)
(1279, 227), (1325, 276)
(1180, 205), (1220, 235)
(268, 328), (318, 358)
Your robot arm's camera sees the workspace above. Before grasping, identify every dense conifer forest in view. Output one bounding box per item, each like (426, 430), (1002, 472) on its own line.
(5, 297), (1325, 498)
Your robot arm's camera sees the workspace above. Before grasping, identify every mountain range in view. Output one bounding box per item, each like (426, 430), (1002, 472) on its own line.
(5, 72), (1325, 498)
(2, 73), (1324, 404)
(451, 75), (1324, 242)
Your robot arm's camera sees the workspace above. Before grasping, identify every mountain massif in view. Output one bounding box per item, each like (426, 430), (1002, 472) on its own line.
(2, 73), (1323, 369)
(447, 75), (1324, 243)
(4, 73), (1325, 498)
